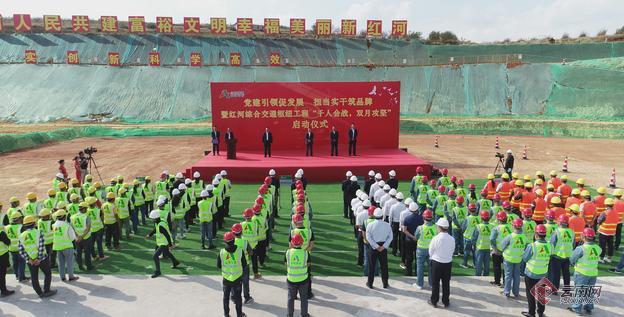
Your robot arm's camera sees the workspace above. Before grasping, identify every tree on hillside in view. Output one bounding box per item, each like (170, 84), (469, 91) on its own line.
(597, 29), (607, 36)
(440, 31), (459, 44)
(579, 31), (587, 37)
(616, 26), (624, 34)
(408, 31), (422, 40)
(427, 31), (441, 43)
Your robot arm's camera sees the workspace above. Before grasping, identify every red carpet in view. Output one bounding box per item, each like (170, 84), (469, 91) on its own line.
(186, 149), (432, 183)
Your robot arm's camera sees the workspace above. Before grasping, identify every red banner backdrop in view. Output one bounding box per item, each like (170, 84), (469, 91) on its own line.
(211, 81), (400, 151)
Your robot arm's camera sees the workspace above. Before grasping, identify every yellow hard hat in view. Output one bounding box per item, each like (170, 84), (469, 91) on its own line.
(118, 188), (127, 195)
(569, 204), (580, 213)
(85, 174), (93, 182)
(88, 186), (97, 194)
(145, 176), (151, 181)
(512, 172), (520, 179)
(71, 178), (79, 185)
(524, 182), (533, 188)
(561, 175), (568, 181)
(70, 194), (80, 201)
(535, 189), (544, 197)
(576, 178), (585, 185)
(110, 177), (117, 183)
(85, 197), (97, 205)
(581, 190), (590, 197)
(56, 201), (67, 209)
(54, 209), (67, 218)
(523, 175), (531, 182)
(94, 182), (102, 189)
(547, 183), (555, 190)
(0, 201), (3, 207)
(501, 173), (510, 180)
(107, 192), (116, 199)
(39, 208), (52, 217)
(614, 189), (624, 197)
(487, 174), (495, 180)
(536, 171), (544, 177)
(133, 179), (140, 185)
(597, 187), (607, 194)
(26, 192), (37, 200)
(9, 196), (19, 203)
(122, 183), (129, 189)
(117, 175), (124, 181)
(535, 179), (544, 185)
(23, 215), (37, 225)
(551, 196), (562, 204)
(571, 188), (581, 196)
(47, 189), (57, 196)
(10, 211), (23, 220)
(515, 180), (524, 186)
(604, 198), (615, 206)
(549, 170), (557, 176)
(58, 182), (67, 189)
(79, 202), (89, 208)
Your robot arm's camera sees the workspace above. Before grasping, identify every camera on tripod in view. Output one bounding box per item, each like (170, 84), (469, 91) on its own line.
(84, 146), (98, 155)
(495, 152), (504, 159)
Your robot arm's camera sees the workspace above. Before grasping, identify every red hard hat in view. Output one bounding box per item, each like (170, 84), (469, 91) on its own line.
(252, 204), (262, 213)
(368, 206), (376, 216)
(223, 231), (235, 242)
(448, 190), (456, 197)
(480, 190), (488, 197)
(160, 172), (167, 177)
(512, 218), (523, 228)
(457, 179), (464, 186)
(291, 234), (304, 247)
(522, 208), (533, 217)
(582, 227), (595, 238)
(438, 185), (446, 193)
(416, 166), (423, 173)
(259, 186), (268, 194)
(423, 209), (433, 219)
(493, 194), (501, 200)
(469, 183), (476, 190)
(558, 215), (569, 224)
(256, 196), (264, 204)
(296, 204), (305, 213)
(496, 211), (507, 222)
(292, 213), (303, 224)
(231, 223), (243, 234)
(468, 203), (476, 210)
(502, 201), (511, 209)
(296, 180), (303, 185)
(480, 211), (490, 221)
(450, 176), (457, 183)
(297, 193), (305, 201)
(422, 176), (429, 182)
(546, 209), (556, 220)
(442, 168), (448, 175)
(243, 208), (254, 218)
(264, 176), (272, 184)
(429, 179), (437, 187)
(535, 224), (547, 235)
(456, 196), (464, 204)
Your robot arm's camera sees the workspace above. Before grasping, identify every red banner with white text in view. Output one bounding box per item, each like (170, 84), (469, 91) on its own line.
(210, 81), (400, 151)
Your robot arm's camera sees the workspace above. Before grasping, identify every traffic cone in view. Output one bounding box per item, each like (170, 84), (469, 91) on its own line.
(434, 135), (439, 148)
(562, 156), (569, 172)
(522, 145), (528, 160)
(610, 169), (616, 188)
(495, 137), (500, 149)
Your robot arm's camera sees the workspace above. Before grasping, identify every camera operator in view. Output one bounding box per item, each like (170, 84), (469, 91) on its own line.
(78, 151), (89, 183)
(504, 149), (514, 175)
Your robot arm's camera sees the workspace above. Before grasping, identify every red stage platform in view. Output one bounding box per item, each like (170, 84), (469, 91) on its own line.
(186, 149), (432, 183)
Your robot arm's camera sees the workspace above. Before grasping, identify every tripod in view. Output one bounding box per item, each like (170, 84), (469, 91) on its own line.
(493, 157), (505, 177)
(87, 154), (104, 184)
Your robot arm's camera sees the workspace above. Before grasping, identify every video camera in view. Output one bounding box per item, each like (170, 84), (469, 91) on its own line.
(495, 152), (504, 159)
(84, 146), (98, 155)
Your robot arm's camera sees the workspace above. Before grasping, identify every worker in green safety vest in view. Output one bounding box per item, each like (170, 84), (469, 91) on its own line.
(142, 176), (155, 221)
(285, 233), (310, 317)
(198, 189), (216, 249)
(232, 222), (254, 305)
(472, 211), (493, 276)
(43, 190), (57, 211)
(146, 210), (180, 278)
(219, 170), (232, 217)
(569, 227), (601, 314)
(501, 218), (526, 298)
(86, 196), (107, 261)
(0, 220), (15, 297)
(7, 211), (26, 281)
(252, 203), (268, 267)
(549, 214), (574, 292)
(155, 172), (170, 201)
(82, 174), (93, 198)
(52, 209), (78, 282)
(66, 194), (81, 216)
(460, 203), (480, 269)
(103, 191), (120, 250)
(22, 192), (41, 218)
(290, 213), (315, 300)
(522, 224), (552, 317)
(412, 209), (436, 289)
(241, 208), (260, 279)
(18, 215), (57, 298)
(55, 182), (69, 206)
(37, 208), (55, 268)
(71, 202), (93, 271)
(490, 211), (512, 287)
(218, 231), (246, 317)
(131, 179), (146, 231)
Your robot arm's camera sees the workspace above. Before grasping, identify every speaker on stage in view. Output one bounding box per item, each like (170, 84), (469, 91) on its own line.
(227, 138), (237, 159)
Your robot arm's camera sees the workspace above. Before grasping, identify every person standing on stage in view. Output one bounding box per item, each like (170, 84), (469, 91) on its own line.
(348, 123), (358, 156)
(262, 127), (273, 158)
(211, 127), (221, 156)
(330, 126), (339, 156)
(305, 128), (314, 157)
(225, 128), (235, 153)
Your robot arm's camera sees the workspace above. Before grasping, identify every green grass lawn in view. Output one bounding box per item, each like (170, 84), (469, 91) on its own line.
(68, 180), (623, 277)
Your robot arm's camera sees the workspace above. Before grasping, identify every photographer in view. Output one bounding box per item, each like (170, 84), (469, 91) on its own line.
(504, 150), (514, 175)
(78, 151), (89, 183)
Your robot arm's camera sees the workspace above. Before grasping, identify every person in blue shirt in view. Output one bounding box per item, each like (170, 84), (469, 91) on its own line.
(402, 202), (423, 277)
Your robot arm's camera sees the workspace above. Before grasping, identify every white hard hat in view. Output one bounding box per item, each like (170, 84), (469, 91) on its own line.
(355, 189), (363, 197)
(350, 175), (357, 182)
(389, 189), (397, 196)
(295, 173), (302, 179)
(215, 174), (223, 180)
(193, 171), (201, 178)
(506, 149), (512, 154)
(178, 184), (187, 190)
(220, 170), (227, 176)
(373, 208), (383, 218)
(172, 189), (180, 195)
(389, 170), (396, 177)
(56, 173), (64, 178)
(346, 171), (353, 177)
(396, 192), (404, 200)
(404, 197), (414, 206)
(156, 197), (167, 206)
(297, 168), (304, 175)
(368, 170), (375, 177)
(362, 200), (371, 208)
(149, 210), (161, 219)
(175, 172), (183, 179)
(408, 202), (418, 212)
(360, 194), (369, 201)
(378, 180), (386, 187)
(269, 169), (276, 176)
(375, 173), (382, 180)
(436, 217), (450, 228)
(162, 170), (169, 175)
(383, 185), (391, 191)
(212, 179), (219, 186)
(205, 184), (214, 191)
(185, 178), (192, 185)
(200, 190), (209, 198)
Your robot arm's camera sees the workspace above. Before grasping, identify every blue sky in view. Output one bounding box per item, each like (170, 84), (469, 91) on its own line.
(3, 0), (623, 42)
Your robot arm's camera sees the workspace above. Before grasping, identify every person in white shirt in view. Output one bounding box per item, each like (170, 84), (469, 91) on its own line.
(399, 197), (415, 267)
(355, 200), (372, 266)
(365, 208), (393, 289)
(382, 189), (398, 219)
(350, 190), (362, 213)
(376, 185), (391, 209)
(388, 192), (405, 256)
(428, 218), (455, 308)
(369, 175), (383, 201)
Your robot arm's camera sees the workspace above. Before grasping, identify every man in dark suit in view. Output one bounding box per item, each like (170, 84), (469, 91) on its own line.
(262, 127), (273, 157)
(305, 128), (314, 156)
(211, 126), (221, 155)
(330, 126), (339, 156)
(348, 123), (358, 156)
(225, 128), (235, 156)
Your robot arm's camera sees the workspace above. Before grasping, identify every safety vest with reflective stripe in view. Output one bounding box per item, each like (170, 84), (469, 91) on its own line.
(478, 199), (492, 213)
(484, 181), (496, 200)
(234, 237), (250, 265)
(453, 206), (468, 225)
(6, 224), (22, 252)
(593, 195), (606, 215)
(0, 227), (8, 256)
(463, 215), (481, 239)
(291, 227), (312, 250)
(417, 224), (437, 249)
(192, 180), (204, 198)
(19, 229), (43, 259)
(241, 220), (258, 248)
(495, 224), (512, 252)
(102, 202), (118, 224)
(526, 241), (551, 275)
(476, 223), (493, 250)
(614, 200), (624, 224)
(53, 222), (74, 251)
(503, 232), (526, 264)
(554, 227), (574, 258)
(68, 187), (81, 198)
(417, 185), (428, 204)
(159, 205), (170, 222)
(574, 243), (601, 277)
(497, 182), (514, 201)
(155, 181), (169, 199)
(88, 207), (104, 232)
(143, 183), (155, 201)
(434, 195), (448, 216)
(426, 190), (439, 208)
(520, 192), (536, 211)
(82, 182), (92, 196)
(598, 209), (619, 235)
(43, 198), (56, 210)
(532, 198), (547, 222)
(133, 187), (145, 206)
(252, 215), (267, 241)
(37, 219), (54, 245)
(198, 197), (214, 223)
(286, 248), (309, 283)
(523, 220), (536, 243)
(221, 247), (243, 282)
(580, 201), (596, 225)
(439, 176), (451, 187)
(56, 191), (69, 205)
(23, 202), (38, 217)
(155, 221), (171, 246)
(67, 203), (80, 216)
(506, 212), (519, 225)
(71, 212), (91, 239)
(545, 222), (558, 240)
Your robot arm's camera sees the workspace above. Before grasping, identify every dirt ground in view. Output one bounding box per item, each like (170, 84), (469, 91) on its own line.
(1, 134), (622, 203)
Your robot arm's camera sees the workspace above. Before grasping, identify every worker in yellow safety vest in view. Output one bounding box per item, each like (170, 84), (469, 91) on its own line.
(569, 228), (601, 314)
(501, 218), (526, 298)
(286, 234), (310, 317)
(522, 224), (551, 317)
(232, 222), (254, 305)
(0, 219), (15, 296)
(218, 231), (246, 317)
(146, 210), (180, 278)
(18, 215), (57, 298)
(52, 209), (78, 281)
